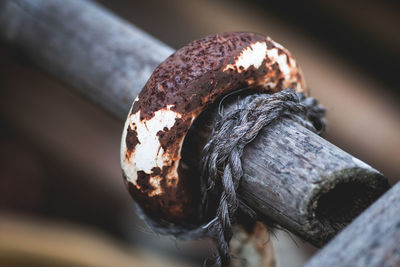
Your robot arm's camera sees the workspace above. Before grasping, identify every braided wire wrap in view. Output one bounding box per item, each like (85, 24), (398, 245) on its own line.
(201, 89), (325, 266)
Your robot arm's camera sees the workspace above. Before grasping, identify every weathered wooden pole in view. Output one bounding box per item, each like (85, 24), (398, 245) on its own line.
(0, 0), (172, 120)
(304, 181), (400, 267)
(0, 0), (389, 249)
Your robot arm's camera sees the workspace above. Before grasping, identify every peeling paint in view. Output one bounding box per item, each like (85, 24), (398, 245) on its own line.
(122, 105), (181, 196)
(224, 42), (267, 72)
(120, 32), (306, 223)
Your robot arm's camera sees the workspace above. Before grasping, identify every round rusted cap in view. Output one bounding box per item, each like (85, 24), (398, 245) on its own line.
(121, 32), (306, 228)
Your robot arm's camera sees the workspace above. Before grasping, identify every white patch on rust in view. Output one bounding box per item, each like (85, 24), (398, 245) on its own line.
(119, 95), (140, 167)
(145, 115), (196, 195)
(224, 42), (267, 73)
(248, 38), (306, 91)
(266, 47), (291, 79)
(121, 105), (182, 196)
(290, 56), (296, 68)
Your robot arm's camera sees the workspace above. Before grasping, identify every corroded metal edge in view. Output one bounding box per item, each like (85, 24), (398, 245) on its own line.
(121, 32), (306, 224)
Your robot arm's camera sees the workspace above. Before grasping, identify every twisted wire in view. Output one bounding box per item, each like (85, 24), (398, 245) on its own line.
(201, 89), (325, 266)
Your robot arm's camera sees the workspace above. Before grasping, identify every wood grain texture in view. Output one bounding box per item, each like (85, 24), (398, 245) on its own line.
(239, 118), (388, 246)
(0, 0), (389, 249)
(0, 0), (173, 120)
(305, 181), (400, 267)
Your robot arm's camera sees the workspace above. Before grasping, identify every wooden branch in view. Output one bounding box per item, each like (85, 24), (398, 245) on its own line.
(186, 105), (389, 247)
(0, 0), (173, 120)
(305, 181), (400, 267)
(0, 0), (389, 248)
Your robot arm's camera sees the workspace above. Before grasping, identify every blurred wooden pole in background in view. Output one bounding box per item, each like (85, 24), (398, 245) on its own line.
(0, 215), (184, 267)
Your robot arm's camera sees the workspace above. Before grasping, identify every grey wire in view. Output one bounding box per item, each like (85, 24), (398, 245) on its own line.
(200, 89), (326, 266)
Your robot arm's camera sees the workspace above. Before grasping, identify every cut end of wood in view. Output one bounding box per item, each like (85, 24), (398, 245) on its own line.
(306, 167), (389, 246)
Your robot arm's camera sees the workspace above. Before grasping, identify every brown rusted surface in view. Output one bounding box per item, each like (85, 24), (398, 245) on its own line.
(125, 126), (139, 160)
(121, 32), (306, 225)
(230, 222), (276, 267)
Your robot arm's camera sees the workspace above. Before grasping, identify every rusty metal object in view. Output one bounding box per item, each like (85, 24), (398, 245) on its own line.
(121, 32), (306, 224)
(230, 222), (276, 267)
(1, 0), (390, 255)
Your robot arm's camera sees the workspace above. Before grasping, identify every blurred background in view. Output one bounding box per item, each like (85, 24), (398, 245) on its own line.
(0, 0), (399, 266)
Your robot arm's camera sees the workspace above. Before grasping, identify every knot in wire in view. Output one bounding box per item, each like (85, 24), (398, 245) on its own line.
(200, 89), (325, 266)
